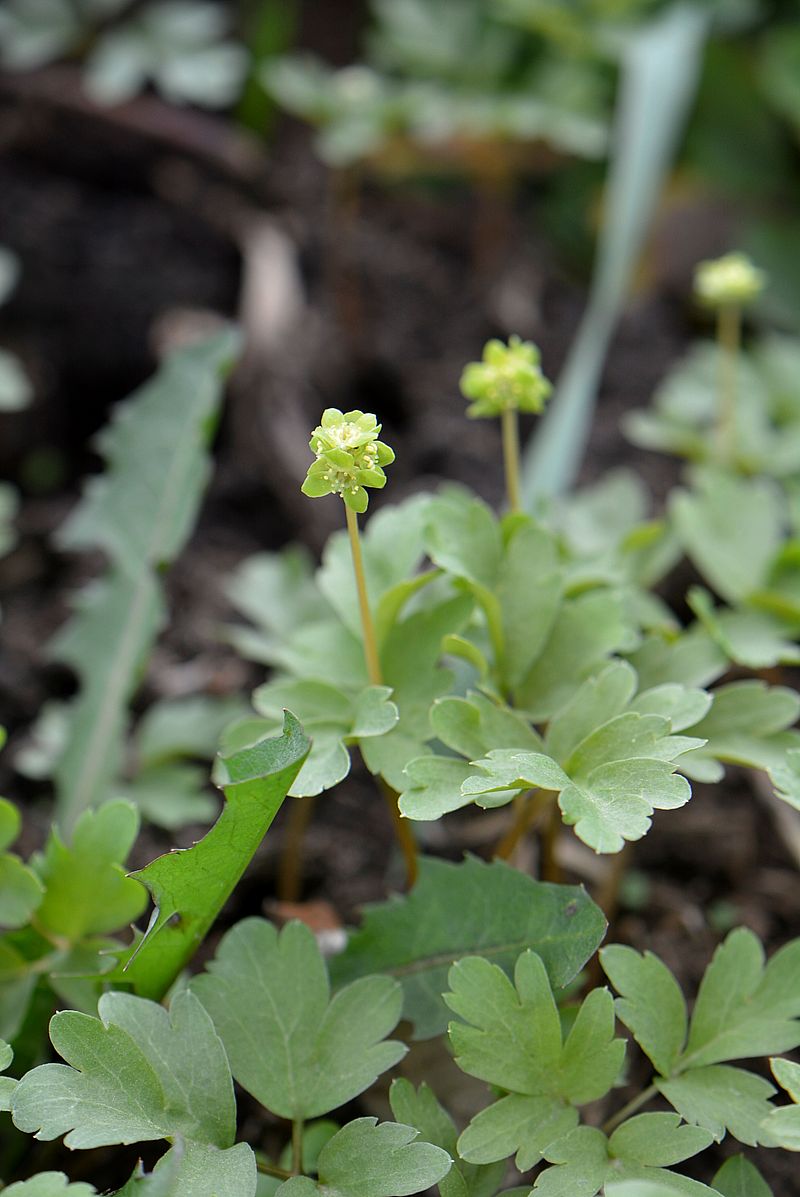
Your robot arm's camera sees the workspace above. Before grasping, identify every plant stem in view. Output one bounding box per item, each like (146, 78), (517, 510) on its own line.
(292, 1118), (304, 1175)
(501, 406), (522, 513)
(377, 775), (419, 888)
(345, 502), (381, 686)
(256, 1160), (293, 1181)
(602, 1082), (658, 1134)
(345, 501), (419, 888)
(716, 303), (740, 465)
(494, 789), (550, 861)
(278, 796), (316, 903)
(541, 797), (562, 883)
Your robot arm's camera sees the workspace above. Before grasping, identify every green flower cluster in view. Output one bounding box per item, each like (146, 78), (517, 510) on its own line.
(694, 252), (766, 309)
(460, 335), (552, 419)
(301, 408), (395, 513)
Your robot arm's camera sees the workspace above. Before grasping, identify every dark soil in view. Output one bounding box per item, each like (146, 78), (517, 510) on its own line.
(0, 65), (797, 1195)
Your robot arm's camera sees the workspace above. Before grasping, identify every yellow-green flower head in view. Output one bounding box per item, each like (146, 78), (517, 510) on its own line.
(693, 252), (766, 309)
(460, 335), (552, 419)
(301, 408), (395, 513)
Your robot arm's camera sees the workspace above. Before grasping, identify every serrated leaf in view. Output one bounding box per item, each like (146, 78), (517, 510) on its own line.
(626, 629), (726, 691)
(191, 918), (404, 1119)
(447, 952), (624, 1106)
(600, 945), (687, 1077)
(424, 492), (502, 592)
(713, 1155), (774, 1197)
(291, 1118), (451, 1197)
(119, 714), (309, 999)
(389, 1080), (505, 1197)
(331, 856), (605, 1039)
(35, 801), (146, 942)
(657, 1066), (776, 1146)
(681, 928), (800, 1068)
(51, 330), (238, 829)
(12, 990), (234, 1149)
(225, 545), (330, 665)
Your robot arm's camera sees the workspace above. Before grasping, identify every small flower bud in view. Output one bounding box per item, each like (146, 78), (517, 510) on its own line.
(460, 335), (552, 419)
(301, 408), (394, 512)
(693, 252), (766, 309)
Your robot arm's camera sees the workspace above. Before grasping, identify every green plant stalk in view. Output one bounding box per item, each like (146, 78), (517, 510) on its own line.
(346, 503), (382, 686)
(501, 406), (522, 513)
(257, 1159), (293, 1181)
(292, 1117), (304, 1174)
(345, 503), (418, 887)
(494, 789), (549, 860)
(717, 303), (741, 464)
(602, 1081), (658, 1134)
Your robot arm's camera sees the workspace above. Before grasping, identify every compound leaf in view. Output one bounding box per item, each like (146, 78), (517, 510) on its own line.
(681, 929), (800, 1067)
(447, 952), (624, 1104)
(191, 918), (404, 1120)
(12, 990), (234, 1150)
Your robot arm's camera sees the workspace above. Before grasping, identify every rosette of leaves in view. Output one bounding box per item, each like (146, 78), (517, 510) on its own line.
(223, 495), (474, 794)
(400, 659), (709, 853)
(3, 918), (450, 1197)
(624, 335), (800, 477)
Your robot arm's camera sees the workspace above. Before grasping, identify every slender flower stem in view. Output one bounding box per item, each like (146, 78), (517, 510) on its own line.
(345, 501), (418, 888)
(602, 1082), (658, 1135)
(501, 406), (522, 513)
(292, 1118), (304, 1175)
(717, 303), (741, 465)
(345, 503), (381, 686)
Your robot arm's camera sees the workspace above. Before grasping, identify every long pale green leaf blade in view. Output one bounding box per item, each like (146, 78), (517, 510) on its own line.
(521, 3), (709, 503)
